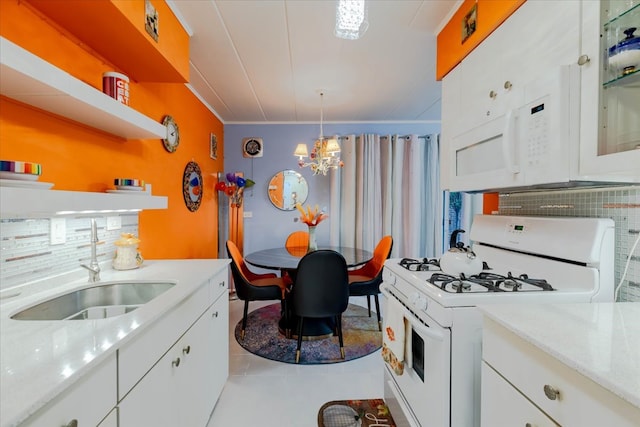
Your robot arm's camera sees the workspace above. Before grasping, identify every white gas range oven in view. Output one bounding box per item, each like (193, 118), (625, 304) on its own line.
(380, 215), (615, 427)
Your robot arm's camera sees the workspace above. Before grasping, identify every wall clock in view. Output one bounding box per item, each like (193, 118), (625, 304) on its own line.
(242, 137), (263, 158)
(162, 115), (180, 153)
(182, 161), (202, 212)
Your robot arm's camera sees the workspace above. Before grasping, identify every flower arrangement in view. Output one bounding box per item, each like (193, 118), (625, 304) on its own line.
(295, 203), (327, 252)
(295, 203), (327, 226)
(215, 172), (255, 207)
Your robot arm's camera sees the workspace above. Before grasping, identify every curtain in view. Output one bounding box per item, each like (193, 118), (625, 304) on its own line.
(330, 133), (442, 259)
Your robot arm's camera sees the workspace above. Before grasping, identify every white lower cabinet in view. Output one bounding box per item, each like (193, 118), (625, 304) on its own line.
(481, 362), (558, 427)
(21, 355), (117, 427)
(482, 318), (640, 427)
(97, 408), (118, 427)
(119, 276), (229, 427)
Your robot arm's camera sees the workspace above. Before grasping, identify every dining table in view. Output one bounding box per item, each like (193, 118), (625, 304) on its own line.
(244, 245), (374, 339)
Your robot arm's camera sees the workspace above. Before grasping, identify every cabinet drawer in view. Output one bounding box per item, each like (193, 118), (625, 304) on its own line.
(22, 355), (116, 427)
(210, 269), (228, 302)
(483, 318), (640, 426)
(118, 279), (211, 398)
(481, 362), (558, 427)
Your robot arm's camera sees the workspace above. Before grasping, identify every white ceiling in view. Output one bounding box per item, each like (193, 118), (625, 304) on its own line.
(168, 0), (459, 124)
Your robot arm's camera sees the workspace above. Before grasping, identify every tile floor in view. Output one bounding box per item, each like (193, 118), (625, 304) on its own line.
(206, 296), (385, 427)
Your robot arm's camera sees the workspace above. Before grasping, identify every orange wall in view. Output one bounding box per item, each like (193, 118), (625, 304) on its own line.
(0, 0), (223, 259)
(436, 0), (525, 80)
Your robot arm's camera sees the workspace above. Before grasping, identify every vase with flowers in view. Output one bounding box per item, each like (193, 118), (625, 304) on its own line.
(295, 203), (328, 252)
(215, 172), (255, 207)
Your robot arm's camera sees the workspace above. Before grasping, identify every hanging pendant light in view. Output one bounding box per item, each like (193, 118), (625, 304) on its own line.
(294, 93), (343, 176)
(335, 0), (369, 40)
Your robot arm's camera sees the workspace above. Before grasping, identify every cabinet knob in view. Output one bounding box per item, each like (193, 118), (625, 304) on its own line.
(577, 55), (590, 66)
(212, 311), (219, 318)
(172, 357), (181, 367)
(543, 384), (560, 400)
(504, 81), (512, 90)
(525, 423), (532, 427)
(64, 420), (78, 427)
(182, 345), (191, 355)
(489, 90), (498, 99)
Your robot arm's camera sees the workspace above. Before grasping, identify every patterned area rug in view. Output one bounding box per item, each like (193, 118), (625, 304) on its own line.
(235, 303), (382, 364)
(318, 399), (397, 427)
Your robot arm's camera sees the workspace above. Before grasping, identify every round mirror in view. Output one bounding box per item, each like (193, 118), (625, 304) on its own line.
(268, 170), (308, 211)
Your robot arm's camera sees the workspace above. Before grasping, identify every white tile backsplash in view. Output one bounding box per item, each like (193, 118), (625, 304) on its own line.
(0, 215), (139, 291)
(498, 185), (640, 302)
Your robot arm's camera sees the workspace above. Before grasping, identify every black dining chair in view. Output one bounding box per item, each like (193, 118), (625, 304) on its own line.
(348, 235), (393, 331)
(226, 240), (290, 340)
(291, 250), (350, 363)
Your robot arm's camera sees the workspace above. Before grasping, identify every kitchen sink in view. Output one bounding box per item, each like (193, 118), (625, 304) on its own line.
(11, 281), (175, 320)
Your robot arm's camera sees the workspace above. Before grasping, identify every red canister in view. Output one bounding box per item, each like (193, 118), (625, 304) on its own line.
(102, 71), (130, 105)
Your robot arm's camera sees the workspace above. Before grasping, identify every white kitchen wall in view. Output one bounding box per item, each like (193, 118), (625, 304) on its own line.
(497, 186), (640, 302)
(0, 215), (139, 291)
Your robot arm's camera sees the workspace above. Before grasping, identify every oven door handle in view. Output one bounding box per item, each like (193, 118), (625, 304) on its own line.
(380, 285), (445, 342)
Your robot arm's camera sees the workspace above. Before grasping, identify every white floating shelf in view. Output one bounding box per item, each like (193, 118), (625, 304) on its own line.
(0, 37), (166, 140)
(0, 187), (168, 218)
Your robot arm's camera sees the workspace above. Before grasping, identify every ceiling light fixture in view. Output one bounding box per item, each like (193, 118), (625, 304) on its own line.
(335, 0), (369, 40)
(294, 92), (343, 176)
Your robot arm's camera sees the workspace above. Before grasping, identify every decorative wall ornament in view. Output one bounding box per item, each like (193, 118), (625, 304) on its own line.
(183, 161), (202, 212)
(216, 172), (255, 208)
(210, 133), (218, 159)
(145, 0), (159, 42)
(462, 3), (477, 43)
(242, 137), (263, 158)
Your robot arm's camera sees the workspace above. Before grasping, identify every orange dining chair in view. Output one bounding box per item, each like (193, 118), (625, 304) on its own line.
(348, 235), (393, 331)
(285, 230), (309, 249)
(226, 240), (290, 340)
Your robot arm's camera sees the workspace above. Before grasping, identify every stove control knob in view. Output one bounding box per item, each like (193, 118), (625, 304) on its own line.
(412, 294), (428, 311)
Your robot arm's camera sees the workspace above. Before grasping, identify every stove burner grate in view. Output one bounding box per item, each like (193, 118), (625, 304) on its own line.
(399, 257), (440, 271)
(474, 272), (555, 291)
(428, 273), (503, 293)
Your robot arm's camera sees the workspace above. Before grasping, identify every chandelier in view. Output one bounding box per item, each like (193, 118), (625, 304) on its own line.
(335, 0), (369, 40)
(294, 93), (343, 176)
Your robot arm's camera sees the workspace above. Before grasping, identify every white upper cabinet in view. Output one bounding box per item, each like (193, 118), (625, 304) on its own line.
(441, 0), (640, 192)
(579, 0), (640, 178)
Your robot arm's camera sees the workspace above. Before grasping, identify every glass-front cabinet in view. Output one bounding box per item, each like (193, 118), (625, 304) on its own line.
(600, 1), (639, 155)
(581, 0), (640, 180)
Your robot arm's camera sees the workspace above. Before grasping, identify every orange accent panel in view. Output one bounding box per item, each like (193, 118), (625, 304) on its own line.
(436, 0), (526, 80)
(483, 193), (500, 214)
(228, 172), (244, 254)
(0, 0), (223, 260)
(25, 0), (189, 82)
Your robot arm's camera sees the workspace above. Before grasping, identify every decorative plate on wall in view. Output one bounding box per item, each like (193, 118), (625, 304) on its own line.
(182, 161), (202, 212)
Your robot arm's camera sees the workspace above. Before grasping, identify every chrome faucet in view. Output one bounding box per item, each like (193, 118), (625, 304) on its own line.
(80, 218), (101, 282)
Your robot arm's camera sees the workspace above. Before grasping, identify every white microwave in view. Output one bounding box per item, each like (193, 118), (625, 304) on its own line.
(446, 64), (625, 193)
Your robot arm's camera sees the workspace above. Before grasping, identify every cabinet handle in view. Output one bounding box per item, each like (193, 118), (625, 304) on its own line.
(577, 54), (590, 66)
(212, 311), (219, 318)
(172, 357), (181, 367)
(63, 420), (78, 427)
(503, 81), (512, 90)
(219, 281), (226, 288)
(182, 345), (191, 355)
(489, 90), (497, 99)
(543, 384), (560, 400)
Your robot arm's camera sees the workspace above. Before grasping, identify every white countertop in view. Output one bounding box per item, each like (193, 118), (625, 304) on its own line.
(478, 302), (640, 409)
(0, 259), (229, 427)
